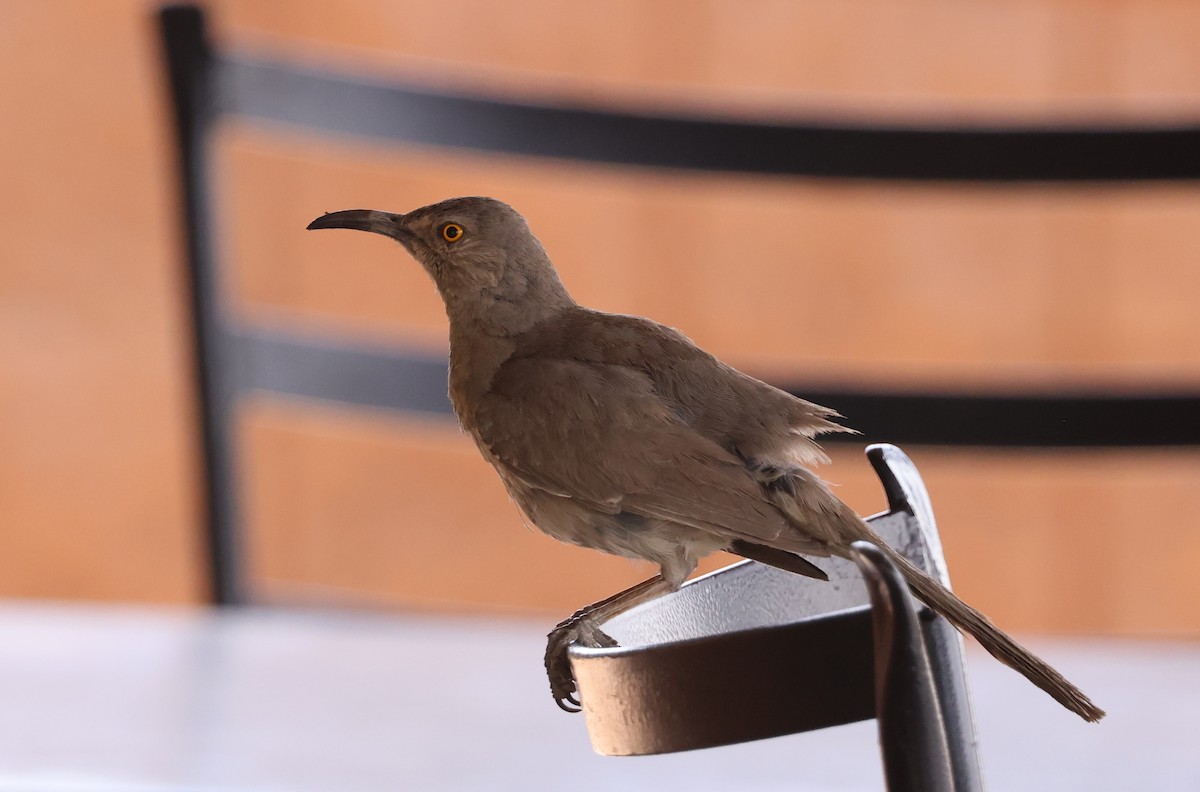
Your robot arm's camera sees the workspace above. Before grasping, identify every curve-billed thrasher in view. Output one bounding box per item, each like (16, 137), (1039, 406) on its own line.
(308, 196), (1104, 722)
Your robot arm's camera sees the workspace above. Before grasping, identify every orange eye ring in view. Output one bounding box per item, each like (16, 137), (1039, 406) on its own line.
(441, 223), (464, 243)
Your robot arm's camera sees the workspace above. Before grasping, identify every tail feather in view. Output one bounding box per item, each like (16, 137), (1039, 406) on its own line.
(762, 467), (1105, 721)
(730, 539), (829, 581)
(860, 526), (1106, 722)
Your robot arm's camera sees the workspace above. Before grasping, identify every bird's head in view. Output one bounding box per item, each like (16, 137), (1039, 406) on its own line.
(307, 196), (573, 335)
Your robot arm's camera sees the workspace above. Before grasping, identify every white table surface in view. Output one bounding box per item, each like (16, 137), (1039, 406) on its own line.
(0, 603), (1194, 792)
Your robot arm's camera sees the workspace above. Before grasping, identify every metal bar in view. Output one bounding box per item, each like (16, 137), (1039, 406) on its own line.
(219, 56), (1200, 182)
(852, 541), (958, 792)
(868, 445), (986, 790)
(800, 387), (1200, 448)
(159, 5), (243, 605)
(233, 327), (453, 415)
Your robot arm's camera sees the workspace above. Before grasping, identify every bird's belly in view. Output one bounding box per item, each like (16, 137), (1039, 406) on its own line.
(513, 487), (724, 581)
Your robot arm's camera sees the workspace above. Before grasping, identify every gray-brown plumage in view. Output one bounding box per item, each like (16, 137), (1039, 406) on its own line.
(307, 196), (1105, 723)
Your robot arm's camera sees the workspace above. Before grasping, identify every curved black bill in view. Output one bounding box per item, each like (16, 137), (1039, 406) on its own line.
(306, 209), (407, 238)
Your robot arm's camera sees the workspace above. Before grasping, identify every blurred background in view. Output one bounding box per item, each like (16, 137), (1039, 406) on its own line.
(1, 1), (1198, 790)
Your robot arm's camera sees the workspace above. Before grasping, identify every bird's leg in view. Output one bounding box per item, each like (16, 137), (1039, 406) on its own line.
(545, 574), (673, 712)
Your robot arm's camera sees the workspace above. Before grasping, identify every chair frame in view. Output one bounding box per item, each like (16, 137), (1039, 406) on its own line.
(158, 3), (1200, 604)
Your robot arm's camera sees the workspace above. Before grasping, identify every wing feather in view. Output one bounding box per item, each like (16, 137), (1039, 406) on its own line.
(474, 356), (797, 547)
(508, 309), (854, 469)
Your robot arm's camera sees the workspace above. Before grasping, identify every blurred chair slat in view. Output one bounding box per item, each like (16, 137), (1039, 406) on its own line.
(233, 327), (452, 415)
(219, 57), (1200, 181)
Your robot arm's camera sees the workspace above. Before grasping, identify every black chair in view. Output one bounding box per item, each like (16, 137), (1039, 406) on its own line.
(157, 4), (1197, 787)
(157, 3), (1200, 607)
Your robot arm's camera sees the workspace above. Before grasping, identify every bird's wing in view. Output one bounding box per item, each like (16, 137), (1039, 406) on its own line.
(512, 309), (853, 469)
(473, 355), (814, 548)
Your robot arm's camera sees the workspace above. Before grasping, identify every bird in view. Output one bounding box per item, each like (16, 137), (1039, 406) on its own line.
(307, 196), (1105, 723)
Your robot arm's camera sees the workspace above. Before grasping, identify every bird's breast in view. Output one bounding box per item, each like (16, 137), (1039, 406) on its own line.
(446, 332), (516, 430)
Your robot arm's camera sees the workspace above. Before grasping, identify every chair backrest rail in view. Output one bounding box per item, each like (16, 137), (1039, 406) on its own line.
(220, 55), (1200, 183)
(228, 325), (1200, 447)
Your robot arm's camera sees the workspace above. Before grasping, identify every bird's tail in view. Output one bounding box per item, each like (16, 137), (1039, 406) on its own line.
(856, 523), (1105, 722)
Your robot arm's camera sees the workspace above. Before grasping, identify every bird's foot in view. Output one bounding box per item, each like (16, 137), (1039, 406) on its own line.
(545, 614), (618, 713)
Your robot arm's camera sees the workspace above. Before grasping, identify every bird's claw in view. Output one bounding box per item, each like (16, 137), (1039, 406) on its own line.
(545, 616), (618, 713)
(556, 691), (582, 713)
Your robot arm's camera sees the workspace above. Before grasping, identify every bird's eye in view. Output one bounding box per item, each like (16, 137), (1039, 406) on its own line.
(441, 223), (464, 243)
